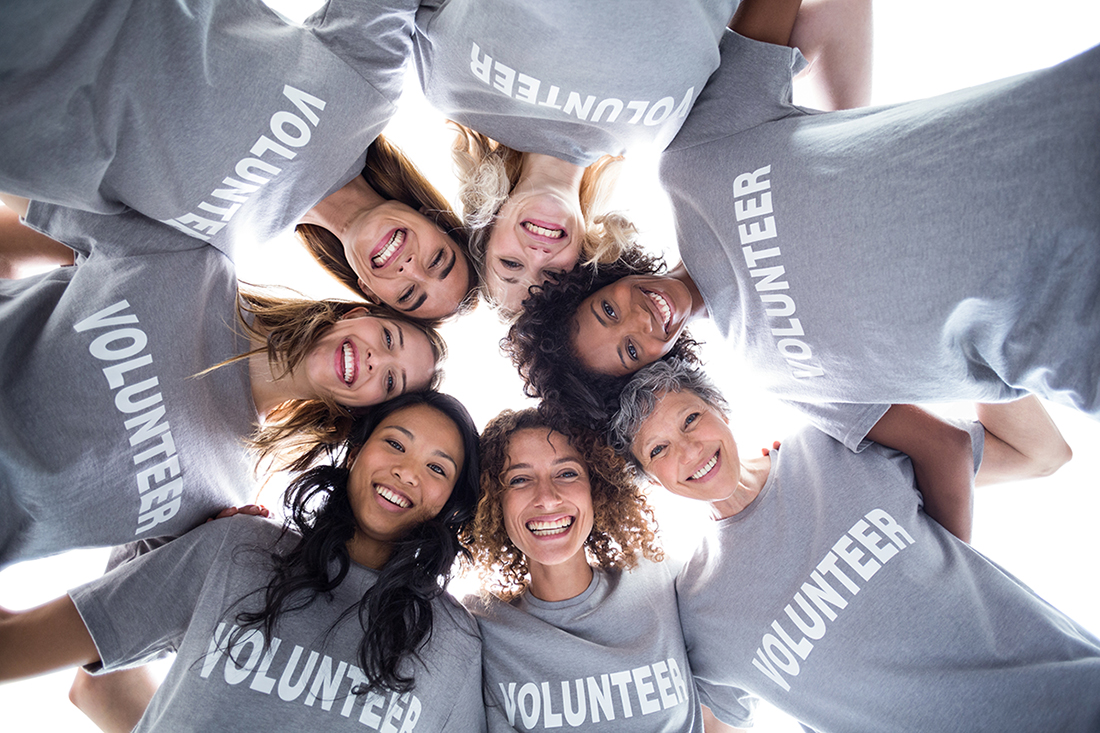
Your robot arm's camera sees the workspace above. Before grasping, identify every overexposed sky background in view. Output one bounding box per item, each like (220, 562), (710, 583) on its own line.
(2, 1), (1099, 730)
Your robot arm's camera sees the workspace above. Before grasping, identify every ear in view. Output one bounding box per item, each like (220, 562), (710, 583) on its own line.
(346, 445), (362, 469)
(357, 279), (380, 304)
(341, 306), (370, 320)
(419, 205), (431, 216)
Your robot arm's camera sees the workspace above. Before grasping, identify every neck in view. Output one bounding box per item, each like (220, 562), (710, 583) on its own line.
(247, 329), (313, 420)
(516, 153), (585, 200)
(709, 453), (771, 520)
(300, 175), (387, 240)
(669, 262), (707, 320)
(527, 551), (594, 602)
(345, 534), (392, 571)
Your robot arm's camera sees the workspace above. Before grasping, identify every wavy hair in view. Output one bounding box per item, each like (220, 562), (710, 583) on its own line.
(235, 392), (481, 695)
(295, 135), (479, 320)
(609, 358), (729, 472)
(226, 288), (446, 474)
(449, 124), (636, 310)
(464, 407), (662, 600)
(503, 249), (701, 434)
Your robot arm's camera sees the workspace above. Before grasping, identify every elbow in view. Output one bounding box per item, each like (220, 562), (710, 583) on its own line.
(1032, 439), (1073, 478)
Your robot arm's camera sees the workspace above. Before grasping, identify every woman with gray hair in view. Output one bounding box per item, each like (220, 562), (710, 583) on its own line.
(608, 359), (1100, 731)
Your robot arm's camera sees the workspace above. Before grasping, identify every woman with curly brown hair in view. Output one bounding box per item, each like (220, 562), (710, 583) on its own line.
(463, 406), (707, 732)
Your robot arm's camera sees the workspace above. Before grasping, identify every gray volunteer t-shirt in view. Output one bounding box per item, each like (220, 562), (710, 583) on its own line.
(465, 561), (702, 732)
(661, 32), (1100, 449)
(0, 206), (257, 566)
(71, 515), (487, 732)
(414, 0), (737, 165)
(677, 422), (1100, 731)
(0, 0), (416, 253)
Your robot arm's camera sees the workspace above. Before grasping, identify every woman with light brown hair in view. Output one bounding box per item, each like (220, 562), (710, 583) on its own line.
(295, 136), (479, 322)
(461, 406), (708, 731)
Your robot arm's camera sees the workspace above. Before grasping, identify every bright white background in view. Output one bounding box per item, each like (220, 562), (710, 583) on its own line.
(2, 1), (1098, 730)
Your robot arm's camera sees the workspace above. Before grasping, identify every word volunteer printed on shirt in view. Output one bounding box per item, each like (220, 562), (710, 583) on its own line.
(74, 300), (184, 535)
(468, 42), (697, 128)
(497, 655), (691, 730)
(161, 85), (328, 241)
(202, 622), (424, 732)
(734, 165), (825, 380)
(751, 508), (916, 691)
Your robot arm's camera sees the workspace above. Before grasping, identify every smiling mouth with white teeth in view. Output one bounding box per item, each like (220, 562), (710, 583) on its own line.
(375, 485), (411, 509)
(526, 516), (575, 537)
(372, 229), (405, 268)
(642, 288), (672, 333)
(689, 451), (719, 481)
(342, 341), (356, 386)
(522, 221), (565, 239)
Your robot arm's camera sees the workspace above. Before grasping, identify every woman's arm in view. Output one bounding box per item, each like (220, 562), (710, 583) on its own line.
(0, 195), (75, 278)
(0, 596), (100, 681)
(729, 0), (803, 47)
(975, 396), (1072, 485)
(866, 404), (976, 542)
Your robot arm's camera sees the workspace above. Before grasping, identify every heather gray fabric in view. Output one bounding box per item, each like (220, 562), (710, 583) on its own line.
(465, 561), (702, 732)
(0, 0), (416, 253)
(414, 0), (737, 165)
(0, 206), (256, 566)
(677, 421), (1100, 731)
(71, 515), (487, 732)
(661, 32), (1100, 449)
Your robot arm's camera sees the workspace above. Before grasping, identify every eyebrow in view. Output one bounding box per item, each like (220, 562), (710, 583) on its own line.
(504, 457), (582, 472)
(438, 248), (457, 281)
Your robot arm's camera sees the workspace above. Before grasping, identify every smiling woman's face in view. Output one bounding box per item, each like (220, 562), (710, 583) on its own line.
(342, 200), (471, 320)
(499, 428), (594, 576)
(345, 403), (464, 567)
(631, 389), (741, 504)
(302, 309), (436, 407)
(571, 275), (694, 376)
(484, 188), (584, 314)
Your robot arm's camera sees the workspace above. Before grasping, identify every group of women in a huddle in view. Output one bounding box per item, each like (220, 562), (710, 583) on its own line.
(2, 0), (1100, 731)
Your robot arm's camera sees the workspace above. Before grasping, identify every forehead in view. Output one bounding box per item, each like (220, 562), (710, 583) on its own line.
(634, 389), (711, 445)
(374, 404), (462, 457)
(505, 428), (582, 466)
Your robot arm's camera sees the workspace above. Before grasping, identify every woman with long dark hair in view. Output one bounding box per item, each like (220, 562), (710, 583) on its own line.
(0, 391), (486, 732)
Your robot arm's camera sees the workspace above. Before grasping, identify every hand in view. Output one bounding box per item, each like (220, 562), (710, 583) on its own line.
(206, 504), (269, 523)
(761, 440), (781, 456)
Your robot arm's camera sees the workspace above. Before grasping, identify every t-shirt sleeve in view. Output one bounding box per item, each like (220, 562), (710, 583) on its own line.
(695, 681), (758, 728)
(69, 519), (237, 674)
(23, 202), (213, 259)
(304, 0), (415, 103)
(783, 400), (891, 452)
(666, 30), (808, 149)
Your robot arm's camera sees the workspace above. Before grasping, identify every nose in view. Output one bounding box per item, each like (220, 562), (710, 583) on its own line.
(397, 253), (424, 279)
(531, 477), (562, 508)
(392, 459), (419, 488)
(626, 300), (655, 337)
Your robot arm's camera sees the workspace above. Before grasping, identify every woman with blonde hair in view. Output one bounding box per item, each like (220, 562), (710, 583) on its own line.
(462, 406), (706, 731)
(450, 125), (634, 318)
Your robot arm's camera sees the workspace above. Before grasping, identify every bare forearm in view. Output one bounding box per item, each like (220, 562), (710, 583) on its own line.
(0, 597), (99, 681)
(975, 396), (1072, 485)
(867, 405), (974, 542)
(729, 0), (803, 47)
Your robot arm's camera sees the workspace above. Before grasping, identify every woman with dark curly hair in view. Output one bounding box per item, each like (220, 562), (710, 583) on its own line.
(462, 406), (706, 732)
(0, 392), (487, 732)
(504, 249), (703, 433)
